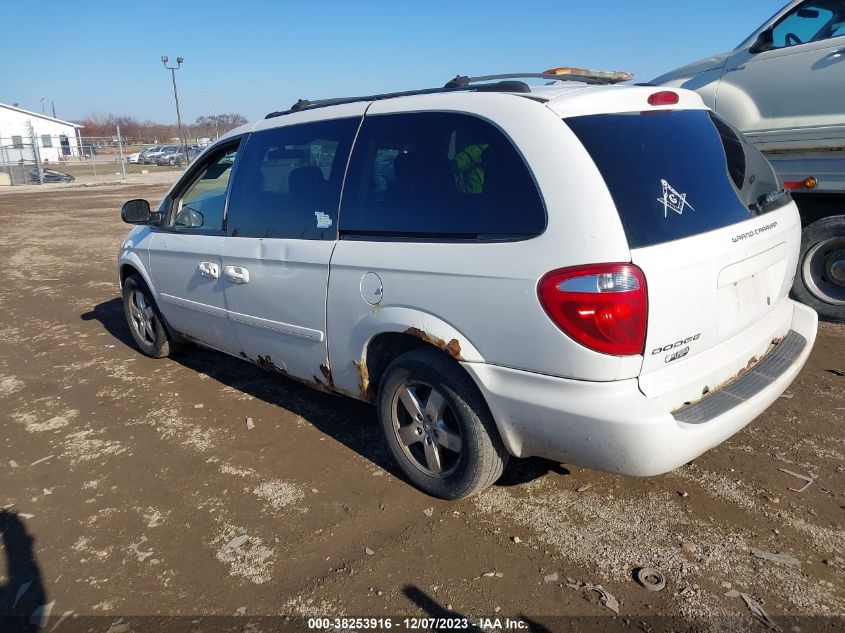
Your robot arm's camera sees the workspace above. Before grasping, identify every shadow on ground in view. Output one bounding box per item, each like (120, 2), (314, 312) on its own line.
(0, 511), (48, 632)
(403, 585), (577, 633)
(80, 297), (135, 348)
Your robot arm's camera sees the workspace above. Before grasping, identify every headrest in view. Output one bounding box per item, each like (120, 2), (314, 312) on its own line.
(289, 165), (324, 195)
(393, 152), (419, 182)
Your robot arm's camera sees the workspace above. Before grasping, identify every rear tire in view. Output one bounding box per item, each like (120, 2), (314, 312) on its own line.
(377, 347), (508, 499)
(122, 274), (182, 358)
(791, 216), (845, 323)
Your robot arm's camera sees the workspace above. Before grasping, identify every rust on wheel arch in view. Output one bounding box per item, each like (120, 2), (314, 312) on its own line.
(353, 359), (371, 402)
(404, 327), (463, 360)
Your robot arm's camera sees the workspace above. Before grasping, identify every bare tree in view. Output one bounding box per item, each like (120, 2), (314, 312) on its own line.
(72, 111), (249, 144)
(194, 113), (249, 138)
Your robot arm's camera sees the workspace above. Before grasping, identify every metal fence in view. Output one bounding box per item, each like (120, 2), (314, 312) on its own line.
(0, 141), (38, 185)
(0, 120), (43, 185)
(56, 132), (128, 180)
(0, 122), (205, 185)
(0, 125), (129, 184)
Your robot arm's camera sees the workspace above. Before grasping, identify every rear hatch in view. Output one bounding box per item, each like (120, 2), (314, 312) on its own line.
(566, 109), (801, 410)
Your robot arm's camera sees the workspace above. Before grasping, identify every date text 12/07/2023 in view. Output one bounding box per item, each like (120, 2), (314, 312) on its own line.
(307, 617), (529, 630)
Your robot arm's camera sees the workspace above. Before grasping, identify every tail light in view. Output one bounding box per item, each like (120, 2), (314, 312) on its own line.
(538, 264), (648, 356)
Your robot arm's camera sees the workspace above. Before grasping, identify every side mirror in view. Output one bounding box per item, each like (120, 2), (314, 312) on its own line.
(121, 199), (152, 224)
(750, 28), (774, 54)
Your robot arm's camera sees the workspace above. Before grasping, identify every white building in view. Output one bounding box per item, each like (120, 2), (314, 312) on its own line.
(0, 102), (83, 164)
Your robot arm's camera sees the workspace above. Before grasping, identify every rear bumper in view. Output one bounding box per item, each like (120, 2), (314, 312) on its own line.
(462, 300), (817, 476)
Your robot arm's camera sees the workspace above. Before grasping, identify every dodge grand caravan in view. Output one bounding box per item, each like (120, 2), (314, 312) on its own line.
(117, 70), (818, 499)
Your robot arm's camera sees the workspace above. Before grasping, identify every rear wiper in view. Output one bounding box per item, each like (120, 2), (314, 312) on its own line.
(750, 189), (791, 214)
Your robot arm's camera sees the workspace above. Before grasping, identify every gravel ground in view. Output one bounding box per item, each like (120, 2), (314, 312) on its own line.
(0, 182), (842, 632)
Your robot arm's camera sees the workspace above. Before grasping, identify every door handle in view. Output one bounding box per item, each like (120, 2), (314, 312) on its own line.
(197, 261), (219, 279)
(224, 265), (250, 284)
(827, 48), (845, 59)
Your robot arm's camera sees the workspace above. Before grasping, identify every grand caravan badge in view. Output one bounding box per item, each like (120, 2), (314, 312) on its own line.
(657, 179), (694, 217)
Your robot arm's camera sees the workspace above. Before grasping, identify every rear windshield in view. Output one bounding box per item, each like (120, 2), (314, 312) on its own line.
(565, 110), (787, 249)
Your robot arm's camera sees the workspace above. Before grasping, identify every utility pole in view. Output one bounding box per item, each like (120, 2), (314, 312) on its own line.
(161, 55), (187, 167)
(116, 125), (126, 180)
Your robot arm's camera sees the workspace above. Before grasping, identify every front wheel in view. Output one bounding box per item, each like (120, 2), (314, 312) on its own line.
(791, 216), (845, 323)
(122, 274), (182, 358)
(377, 347), (508, 499)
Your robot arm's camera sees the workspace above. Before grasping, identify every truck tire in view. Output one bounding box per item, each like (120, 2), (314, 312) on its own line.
(791, 216), (845, 323)
(377, 347), (508, 499)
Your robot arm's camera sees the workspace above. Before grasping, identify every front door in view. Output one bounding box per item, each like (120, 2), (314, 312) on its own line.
(148, 141), (242, 353)
(719, 0), (845, 146)
(220, 112), (363, 380)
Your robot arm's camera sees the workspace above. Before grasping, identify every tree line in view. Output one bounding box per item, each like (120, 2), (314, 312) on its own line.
(73, 113), (249, 143)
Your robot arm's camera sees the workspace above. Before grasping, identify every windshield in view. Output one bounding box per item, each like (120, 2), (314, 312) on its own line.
(565, 110), (786, 249)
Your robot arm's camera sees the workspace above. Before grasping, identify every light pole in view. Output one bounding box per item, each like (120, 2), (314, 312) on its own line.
(161, 55), (186, 165)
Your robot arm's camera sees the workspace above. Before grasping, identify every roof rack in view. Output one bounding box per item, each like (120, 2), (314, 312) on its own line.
(265, 80), (532, 119)
(265, 67), (633, 119)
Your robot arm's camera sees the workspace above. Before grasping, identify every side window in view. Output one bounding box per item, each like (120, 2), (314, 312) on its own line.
(339, 112), (545, 239)
(169, 143), (239, 233)
(771, 1), (841, 48)
(225, 118), (360, 239)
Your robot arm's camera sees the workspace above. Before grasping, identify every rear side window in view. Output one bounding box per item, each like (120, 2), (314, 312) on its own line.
(565, 110), (784, 249)
(340, 112), (545, 239)
(226, 118), (360, 239)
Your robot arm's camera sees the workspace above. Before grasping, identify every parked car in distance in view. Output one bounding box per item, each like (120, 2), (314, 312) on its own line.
(138, 146), (162, 164)
(125, 152), (141, 164)
(117, 71), (817, 499)
(155, 145), (201, 166)
(153, 146), (180, 165)
(141, 145), (175, 165)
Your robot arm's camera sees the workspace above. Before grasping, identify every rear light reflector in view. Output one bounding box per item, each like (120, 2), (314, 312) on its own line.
(538, 264), (648, 356)
(647, 91), (679, 106)
(785, 177), (817, 190)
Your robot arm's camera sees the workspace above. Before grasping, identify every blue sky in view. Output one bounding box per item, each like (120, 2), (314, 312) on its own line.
(2, 0), (783, 124)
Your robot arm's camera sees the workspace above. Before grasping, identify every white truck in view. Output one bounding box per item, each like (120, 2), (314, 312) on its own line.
(653, 0), (845, 322)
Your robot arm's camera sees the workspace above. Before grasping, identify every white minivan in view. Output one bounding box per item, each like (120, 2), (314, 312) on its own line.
(117, 72), (818, 499)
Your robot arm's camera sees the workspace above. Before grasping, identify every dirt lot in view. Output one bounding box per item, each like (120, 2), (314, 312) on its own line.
(0, 181), (842, 632)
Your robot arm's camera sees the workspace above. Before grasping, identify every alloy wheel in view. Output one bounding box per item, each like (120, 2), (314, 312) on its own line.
(392, 381), (464, 478)
(129, 289), (158, 346)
